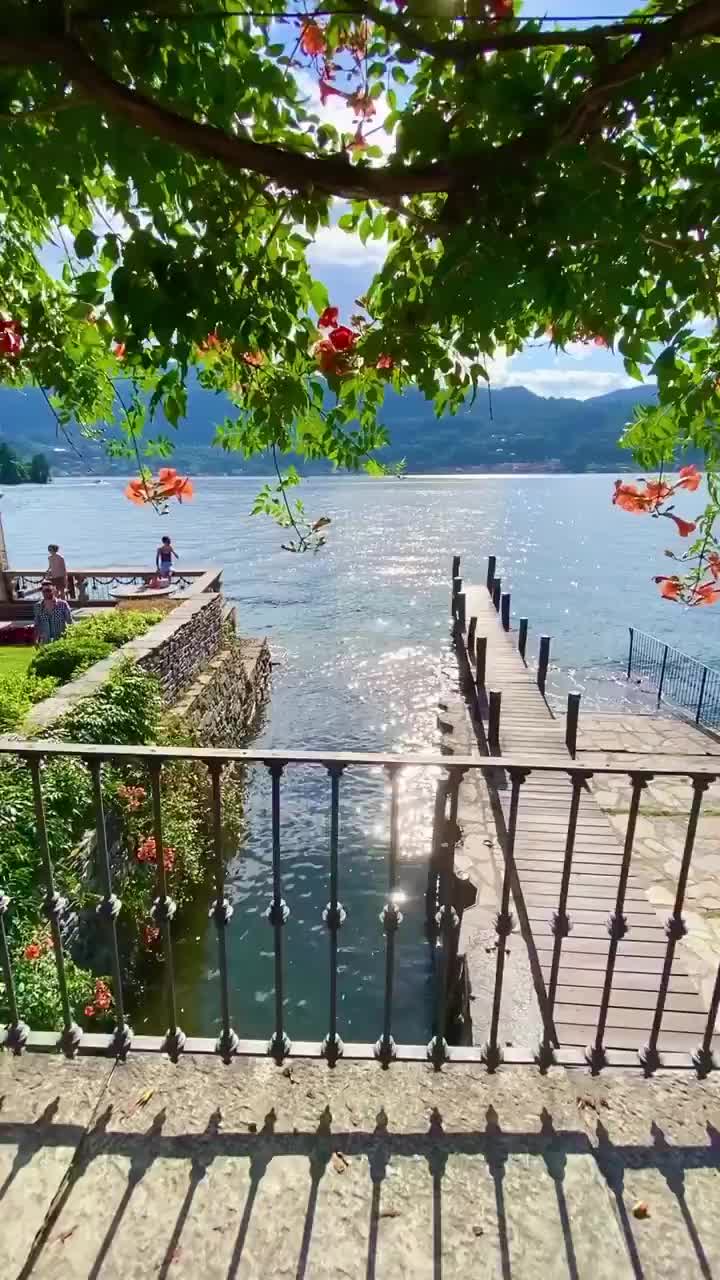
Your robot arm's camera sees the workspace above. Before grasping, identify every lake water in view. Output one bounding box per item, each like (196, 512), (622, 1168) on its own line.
(4, 474), (718, 1046)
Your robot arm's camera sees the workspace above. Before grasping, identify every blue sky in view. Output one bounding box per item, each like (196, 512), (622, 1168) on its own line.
(307, 0), (658, 401)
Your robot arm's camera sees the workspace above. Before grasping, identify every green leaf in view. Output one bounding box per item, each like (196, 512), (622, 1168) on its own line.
(74, 229), (97, 259)
(309, 280), (329, 315)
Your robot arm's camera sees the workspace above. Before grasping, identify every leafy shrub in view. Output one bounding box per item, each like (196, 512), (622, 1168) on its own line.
(0, 755), (93, 929)
(5, 933), (112, 1032)
(0, 672), (58, 731)
(55, 662), (163, 746)
(29, 610), (162, 685)
(30, 634), (114, 682)
(73, 610), (162, 647)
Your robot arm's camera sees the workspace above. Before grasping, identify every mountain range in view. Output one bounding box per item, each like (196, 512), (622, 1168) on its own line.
(0, 380), (659, 476)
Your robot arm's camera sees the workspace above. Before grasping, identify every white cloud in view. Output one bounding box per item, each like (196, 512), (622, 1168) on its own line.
(307, 223), (387, 269)
(504, 368), (655, 400)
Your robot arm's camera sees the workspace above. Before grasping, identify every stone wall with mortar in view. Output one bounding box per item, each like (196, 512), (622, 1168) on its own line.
(168, 632), (271, 747)
(134, 594), (223, 703)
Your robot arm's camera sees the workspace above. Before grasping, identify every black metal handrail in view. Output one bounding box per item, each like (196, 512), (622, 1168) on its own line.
(627, 627), (720, 729)
(0, 739), (718, 1076)
(7, 569), (213, 605)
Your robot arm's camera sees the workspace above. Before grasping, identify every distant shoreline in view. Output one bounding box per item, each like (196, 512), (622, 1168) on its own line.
(48, 465), (641, 481)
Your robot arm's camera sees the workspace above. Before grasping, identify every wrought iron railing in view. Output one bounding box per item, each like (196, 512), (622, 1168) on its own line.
(4, 566), (221, 605)
(627, 628), (720, 729)
(0, 741), (718, 1074)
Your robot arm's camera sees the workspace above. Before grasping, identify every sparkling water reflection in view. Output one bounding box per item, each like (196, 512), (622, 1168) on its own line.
(4, 474), (718, 1044)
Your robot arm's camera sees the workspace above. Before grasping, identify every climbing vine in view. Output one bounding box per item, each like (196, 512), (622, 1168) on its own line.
(0, 1), (719, 588)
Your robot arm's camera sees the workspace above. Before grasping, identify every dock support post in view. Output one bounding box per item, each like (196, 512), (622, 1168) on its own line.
(492, 579), (501, 611)
(500, 592), (511, 632)
(451, 555), (461, 582)
(518, 618), (528, 660)
(537, 635), (551, 695)
(451, 575), (462, 617)
(486, 556), (496, 593)
(467, 616), (477, 653)
(456, 592), (466, 633)
(475, 637), (487, 692)
(566, 693), (581, 759)
(488, 691), (501, 755)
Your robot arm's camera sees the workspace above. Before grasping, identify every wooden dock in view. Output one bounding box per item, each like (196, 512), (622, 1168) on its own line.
(462, 582), (717, 1057)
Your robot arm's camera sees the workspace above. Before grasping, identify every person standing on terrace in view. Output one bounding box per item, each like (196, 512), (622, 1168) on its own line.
(46, 544), (67, 597)
(156, 535), (178, 580)
(34, 581), (73, 645)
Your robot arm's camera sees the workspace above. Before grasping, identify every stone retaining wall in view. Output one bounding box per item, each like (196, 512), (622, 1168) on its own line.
(134, 594), (223, 703)
(168, 634), (271, 747)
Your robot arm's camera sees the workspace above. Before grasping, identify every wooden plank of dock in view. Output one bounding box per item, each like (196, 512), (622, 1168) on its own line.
(463, 583), (717, 1056)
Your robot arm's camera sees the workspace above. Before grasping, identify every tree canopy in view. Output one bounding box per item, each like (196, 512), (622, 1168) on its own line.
(0, 0), (719, 581)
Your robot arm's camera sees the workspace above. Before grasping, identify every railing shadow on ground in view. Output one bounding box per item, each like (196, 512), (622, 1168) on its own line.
(5, 1104), (719, 1280)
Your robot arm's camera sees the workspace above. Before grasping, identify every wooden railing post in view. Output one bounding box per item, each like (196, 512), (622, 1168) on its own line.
(500, 592), (511, 632)
(486, 555), (496, 593)
(456, 591), (467, 633)
(518, 618), (528, 660)
(537, 636), (551, 695)
(488, 691), (501, 754)
(492, 579), (501, 611)
(452, 555), (461, 582)
(566, 693), (581, 759)
(475, 636), (487, 691)
(467, 616), (477, 653)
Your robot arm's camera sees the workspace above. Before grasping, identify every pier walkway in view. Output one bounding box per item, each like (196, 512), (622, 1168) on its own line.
(460, 582), (716, 1057)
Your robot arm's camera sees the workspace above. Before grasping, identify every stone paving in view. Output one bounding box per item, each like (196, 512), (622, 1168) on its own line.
(1, 1052), (719, 1279)
(576, 713), (720, 1013)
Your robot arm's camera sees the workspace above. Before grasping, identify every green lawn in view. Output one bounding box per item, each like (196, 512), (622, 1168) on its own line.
(0, 647), (34, 678)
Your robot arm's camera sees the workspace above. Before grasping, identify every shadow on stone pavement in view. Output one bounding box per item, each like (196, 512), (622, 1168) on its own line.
(1, 1057), (719, 1280)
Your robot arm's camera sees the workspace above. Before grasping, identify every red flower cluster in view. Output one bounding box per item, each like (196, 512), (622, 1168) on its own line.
(84, 978), (113, 1019)
(316, 307), (359, 376)
(117, 784), (147, 812)
(612, 465), (717, 604)
(300, 19), (326, 55)
(137, 835), (176, 873)
(315, 305), (394, 375)
(112, 341), (126, 360)
(198, 330), (223, 353)
(0, 318), (22, 357)
(654, 576), (720, 606)
(612, 465), (701, 517)
(125, 467), (194, 507)
(24, 934), (51, 962)
(141, 923), (161, 948)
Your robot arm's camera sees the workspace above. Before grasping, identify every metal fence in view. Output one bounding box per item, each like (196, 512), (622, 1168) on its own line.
(0, 741), (718, 1075)
(627, 628), (720, 729)
(5, 567), (220, 605)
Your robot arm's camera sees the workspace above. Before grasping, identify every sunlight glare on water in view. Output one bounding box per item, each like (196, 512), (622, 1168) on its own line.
(4, 473), (718, 1042)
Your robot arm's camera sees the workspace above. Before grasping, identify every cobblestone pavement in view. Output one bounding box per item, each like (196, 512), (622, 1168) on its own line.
(1, 1053), (718, 1280)
(577, 714), (720, 1013)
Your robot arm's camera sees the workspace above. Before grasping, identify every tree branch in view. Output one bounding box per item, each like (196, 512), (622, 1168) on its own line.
(556, 0), (720, 145)
(0, 0), (718, 204)
(353, 4), (673, 61)
(75, 2), (685, 59)
(0, 30), (449, 198)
